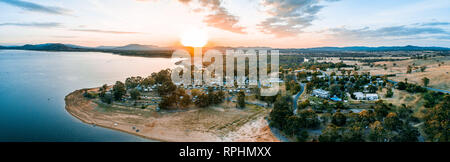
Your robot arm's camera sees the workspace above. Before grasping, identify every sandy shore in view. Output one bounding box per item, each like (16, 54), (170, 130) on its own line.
(65, 88), (280, 142)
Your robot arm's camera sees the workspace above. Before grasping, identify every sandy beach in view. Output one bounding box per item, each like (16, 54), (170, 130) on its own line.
(65, 88), (280, 142)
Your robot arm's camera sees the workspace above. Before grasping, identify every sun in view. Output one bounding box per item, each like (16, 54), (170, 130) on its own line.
(180, 28), (208, 47)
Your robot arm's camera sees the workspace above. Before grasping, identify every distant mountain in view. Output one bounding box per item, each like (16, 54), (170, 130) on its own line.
(302, 45), (450, 51)
(64, 44), (91, 49)
(96, 44), (169, 51)
(2, 43), (449, 53)
(3, 43), (80, 51)
(0, 43), (172, 51)
(95, 46), (117, 50)
(0, 43), (174, 58)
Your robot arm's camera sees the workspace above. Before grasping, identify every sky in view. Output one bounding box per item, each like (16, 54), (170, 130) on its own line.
(0, 0), (449, 48)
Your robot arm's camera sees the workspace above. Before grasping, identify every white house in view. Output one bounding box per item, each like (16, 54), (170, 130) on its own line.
(312, 89), (330, 98)
(352, 92), (378, 101)
(365, 94), (379, 101)
(353, 92), (365, 100)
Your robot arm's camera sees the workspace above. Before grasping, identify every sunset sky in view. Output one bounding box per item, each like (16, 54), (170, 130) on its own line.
(1, 0), (450, 48)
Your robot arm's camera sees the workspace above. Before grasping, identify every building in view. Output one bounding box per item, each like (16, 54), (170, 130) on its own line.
(312, 89), (330, 98)
(365, 94), (379, 101)
(353, 92), (365, 100)
(352, 92), (378, 101)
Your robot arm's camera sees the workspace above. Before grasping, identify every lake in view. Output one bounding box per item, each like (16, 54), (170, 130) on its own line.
(0, 50), (174, 141)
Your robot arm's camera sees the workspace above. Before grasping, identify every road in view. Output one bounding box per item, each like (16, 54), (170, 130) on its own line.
(292, 83), (305, 115)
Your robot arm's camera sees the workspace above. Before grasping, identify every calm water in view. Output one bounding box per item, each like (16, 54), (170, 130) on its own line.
(0, 50), (174, 142)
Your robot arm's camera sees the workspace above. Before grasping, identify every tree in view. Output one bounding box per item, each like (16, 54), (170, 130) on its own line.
(398, 104), (413, 119)
(101, 93), (113, 104)
(195, 93), (210, 108)
(394, 123), (420, 142)
(297, 71), (307, 80)
(319, 125), (342, 142)
(125, 76), (142, 89)
(342, 126), (365, 142)
(130, 89), (141, 100)
(160, 94), (178, 109)
(332, 112), (347, 126)
(374, 100), (390, 119)
(298, 100), (311, 110)
(305, 82), (313, 94)
(369, 121), (389, 142)
(237, 90), (245, 108)
(296, 130), (309, 142)
(330, 72), (336, 77)
(157, 81), (176, 96)
(385, 88), (394, 98)
(180, 94), (192, 108)
(383, 112), (402, 131)
(269, 96), (293, 129)
(423, 95), (449, 142)
(298, 109), (320, 129)
(397, 82), (407, 90)
(368, 84), (378, 93)
(358, 110), (375, 127)
(335, 102), (345, 110)
(330, 84), (342, 97)
(141, 76), (155, 87)
(292, 83), (301, 94)
(407, 65), (412, 74)
(113, 81), (126, 101)
(98, 84), (107, 98)
(152, 69), (171, 84)
(420, 66), (427, 72)
(191, 89), (201, 98)
(422, 77), (430, 87)
(100, 84), (108, 93)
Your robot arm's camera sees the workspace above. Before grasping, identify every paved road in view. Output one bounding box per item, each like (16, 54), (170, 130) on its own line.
(292, 83), (305, 115)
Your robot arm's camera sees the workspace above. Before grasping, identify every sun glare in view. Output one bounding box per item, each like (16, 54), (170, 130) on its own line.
(180, 28), (208, 47)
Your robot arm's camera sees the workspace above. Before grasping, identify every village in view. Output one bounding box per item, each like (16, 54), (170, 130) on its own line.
(78, 52), (449, 142)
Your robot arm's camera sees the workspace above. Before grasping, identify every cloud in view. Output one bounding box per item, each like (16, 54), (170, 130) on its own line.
(178, 0), (246, 34)
(329, 26), (450, 40)
(177, 0), (191, 4)
(419, 22), (450, 26)
(0, 0), (71, 15)
(0, 22), (61, 28)
(258, 0), (339, 37)
(70, 29), (139, 34)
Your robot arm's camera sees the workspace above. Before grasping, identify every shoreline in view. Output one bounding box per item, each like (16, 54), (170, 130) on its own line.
(65, 88), (280, 142)
(64, 92), (164, 142)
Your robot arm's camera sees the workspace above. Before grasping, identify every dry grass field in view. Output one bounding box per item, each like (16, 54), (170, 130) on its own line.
(361, 56), (450, 91)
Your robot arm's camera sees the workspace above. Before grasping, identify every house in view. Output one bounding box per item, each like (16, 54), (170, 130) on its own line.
(352, 92), (378, 101)
(312, 89), (330, 98)
(365, 94), (379, 101)
(353, 92), (365, 100)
